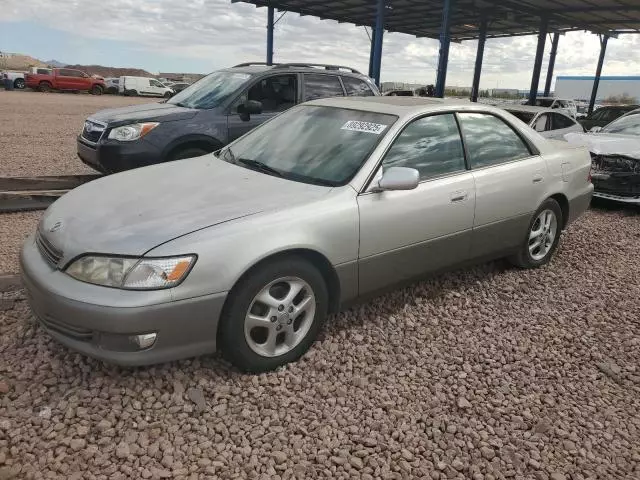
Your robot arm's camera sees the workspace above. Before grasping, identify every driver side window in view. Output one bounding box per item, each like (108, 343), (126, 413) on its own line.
(241, 74), (298, 113)
(533, 114), (550, 132)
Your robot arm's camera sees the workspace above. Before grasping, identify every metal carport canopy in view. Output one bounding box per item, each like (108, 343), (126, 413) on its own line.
(232, 0), (640, 41)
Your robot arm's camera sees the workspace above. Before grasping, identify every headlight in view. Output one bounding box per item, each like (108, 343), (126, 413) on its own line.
(107, 122), (159, 142)
(65, 255), (196, 289)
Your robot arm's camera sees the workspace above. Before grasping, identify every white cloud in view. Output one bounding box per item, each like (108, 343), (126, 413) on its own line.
(2, 0), (640, 89)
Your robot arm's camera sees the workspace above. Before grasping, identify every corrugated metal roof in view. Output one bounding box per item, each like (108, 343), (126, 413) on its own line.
(233, 0), (640, 41)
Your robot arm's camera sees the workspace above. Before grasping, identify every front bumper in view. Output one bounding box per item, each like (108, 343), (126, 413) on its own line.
(20, 235), (227, 366)
(77, 136), (164, 173)
(592, 191), (640, 205)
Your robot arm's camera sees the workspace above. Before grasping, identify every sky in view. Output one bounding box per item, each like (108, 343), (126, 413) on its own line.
(2, 0), (640, 89)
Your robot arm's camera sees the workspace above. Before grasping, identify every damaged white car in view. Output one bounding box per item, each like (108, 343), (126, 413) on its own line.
(565, 109), (640, 205)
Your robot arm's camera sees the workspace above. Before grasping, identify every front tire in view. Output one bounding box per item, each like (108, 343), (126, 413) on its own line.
(509, 198), (563, 268)
(164, 91), (172, 98)
(90, 85), (103, 96)
(219, 257), (328, 372)
(39, 81), (52, 93)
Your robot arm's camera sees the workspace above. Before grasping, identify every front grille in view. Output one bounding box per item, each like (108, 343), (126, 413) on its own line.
(81, 119), (106, 144)
(36, 230), (63, 267)
(592, 154), (640, 174)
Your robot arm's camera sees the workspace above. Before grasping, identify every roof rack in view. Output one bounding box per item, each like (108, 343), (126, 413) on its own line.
(233, 62), (281, 67)
(233, 62), (361, 74)
(274, 63), (361, 74)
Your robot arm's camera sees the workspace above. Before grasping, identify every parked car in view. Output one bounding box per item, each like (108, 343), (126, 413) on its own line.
(1, 71), (26, 89)
(565, 108), (640, 205)
(578, 105), (640, 131)
(169, 82), (191, 94)
(77, 62), (380, 173)
(384, 89), (415, 96)
(529, 97), (578, 118)
(25, 97), (593, 371)
(504, 105), (583, 140)
(104, 77), (120, 94)
(119, 76), (174, 98)
(25, 68), (105, 94)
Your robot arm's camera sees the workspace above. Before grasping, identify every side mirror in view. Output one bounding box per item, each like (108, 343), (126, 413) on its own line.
(237, 100), (262, 121)
(589, 126), (602, 133)
(372, 167), (419, 192)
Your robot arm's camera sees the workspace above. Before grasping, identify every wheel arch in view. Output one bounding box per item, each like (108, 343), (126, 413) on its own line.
(548, 193), (569, 229)
(218, 248), (342, 341)
(162, 134), (225, 161)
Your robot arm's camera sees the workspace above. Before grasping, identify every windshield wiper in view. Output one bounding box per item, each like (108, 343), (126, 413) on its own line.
(237, 158), (283, 177)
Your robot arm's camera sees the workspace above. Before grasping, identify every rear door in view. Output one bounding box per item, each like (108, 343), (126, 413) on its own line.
(56, 69), (77, 90)
(227, 73), (299, 142)
(458, 112), (548, 258)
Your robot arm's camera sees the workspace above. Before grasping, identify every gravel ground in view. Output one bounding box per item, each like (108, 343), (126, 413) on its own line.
(0, 90), (149, 177)
(0, 90), (149, 274)
(1, 207), (639, 480)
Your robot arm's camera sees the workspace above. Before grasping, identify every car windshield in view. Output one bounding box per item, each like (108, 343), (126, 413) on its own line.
(219, 105), (397, 186)
(507, 110), (535, 124)
(534, 99), (554, 108)
(167, 70), (252, 109)
(601, 112), (640, 135)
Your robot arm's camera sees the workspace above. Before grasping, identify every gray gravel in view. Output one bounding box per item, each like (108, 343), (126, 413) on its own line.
(1, 91), (639, 480)
(1, 208), (639, 479)
(0, 90), (149, 177)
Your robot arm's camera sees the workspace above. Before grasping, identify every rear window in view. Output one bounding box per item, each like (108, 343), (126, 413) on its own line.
(342, 77), (374, 97)
(303, 74), (344, 101)
(507, 110), (535, 124)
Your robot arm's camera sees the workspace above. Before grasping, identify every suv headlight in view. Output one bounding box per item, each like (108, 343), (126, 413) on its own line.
(65, 255), (196, 289)
(107, 122), (159, 142)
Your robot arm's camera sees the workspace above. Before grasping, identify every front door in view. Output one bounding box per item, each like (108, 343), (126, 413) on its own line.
(149, 79), (165, 97)
(357, 113), (476, 295)
(227, 74), (298, 142)
(456, 112), (548, 258)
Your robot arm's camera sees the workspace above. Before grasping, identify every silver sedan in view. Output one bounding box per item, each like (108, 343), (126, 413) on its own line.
(21, 97), (593, 372)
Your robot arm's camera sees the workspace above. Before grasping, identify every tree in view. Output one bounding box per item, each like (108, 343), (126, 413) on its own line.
(604, 93), (637, 105)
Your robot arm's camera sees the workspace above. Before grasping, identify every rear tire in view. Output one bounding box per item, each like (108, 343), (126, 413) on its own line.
(219, 256), (328, 372)
(14, 78), (25, 89)
(39, 81), (52, 93)
(509, 198), (563, 269)
(90, 85), (103, 96)
(168, 147), (209, 161)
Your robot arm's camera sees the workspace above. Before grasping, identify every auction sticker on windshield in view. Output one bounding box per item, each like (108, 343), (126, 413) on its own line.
(341, 120), (388, 134)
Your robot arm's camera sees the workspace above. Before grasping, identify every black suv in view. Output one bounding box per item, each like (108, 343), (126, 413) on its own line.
(77, 63), (380, 173)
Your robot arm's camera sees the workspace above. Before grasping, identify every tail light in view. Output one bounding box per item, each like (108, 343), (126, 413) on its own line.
(588, 164), (592, 183)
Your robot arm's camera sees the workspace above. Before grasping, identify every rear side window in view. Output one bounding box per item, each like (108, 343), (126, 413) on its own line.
(552, 113), (575, 129)
(342, 77), (374, 97)
(458, 113), (531, 168)
(303, 74), (344, 101)
(382, 114), (466, 180)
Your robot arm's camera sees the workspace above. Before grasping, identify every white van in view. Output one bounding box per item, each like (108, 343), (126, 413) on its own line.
(119, 76), (174, 98)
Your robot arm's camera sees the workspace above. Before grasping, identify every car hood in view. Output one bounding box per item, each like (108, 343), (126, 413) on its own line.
(39, 157), (331, 263)
(88, 102), (198, 126)
(564, 132), (640, 159)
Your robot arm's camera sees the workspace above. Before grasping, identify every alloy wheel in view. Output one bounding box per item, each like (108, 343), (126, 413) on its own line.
(244, 277), (316, 357)
(528, 209), (557, 261)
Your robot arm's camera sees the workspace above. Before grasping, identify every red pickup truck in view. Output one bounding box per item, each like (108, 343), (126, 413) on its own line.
(25, 68), (105, 95)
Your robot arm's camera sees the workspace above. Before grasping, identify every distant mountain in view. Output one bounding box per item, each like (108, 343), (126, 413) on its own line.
(63, 64), (155, 79)
(44, 59), (66, 67)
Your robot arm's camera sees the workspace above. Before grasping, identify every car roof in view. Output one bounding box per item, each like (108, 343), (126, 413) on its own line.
(307, 96), (475, 116)
(503, 105), (556, 114)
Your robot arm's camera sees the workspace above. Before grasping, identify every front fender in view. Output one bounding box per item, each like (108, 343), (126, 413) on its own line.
(146, 188), (360, 302)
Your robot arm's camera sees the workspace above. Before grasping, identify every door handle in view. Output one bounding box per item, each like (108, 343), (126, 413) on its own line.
(450, 191), (468, 203)
(532, 174), (544, 183)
